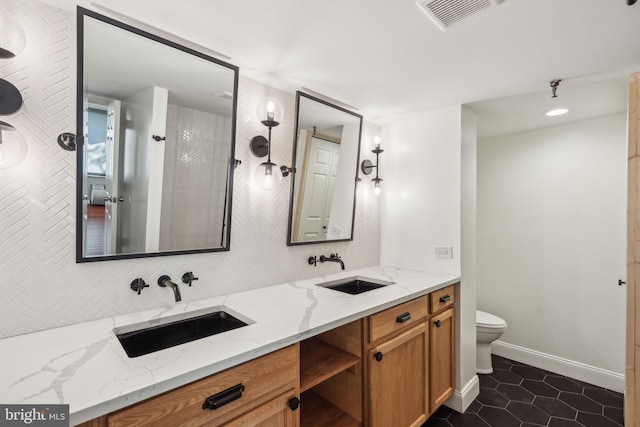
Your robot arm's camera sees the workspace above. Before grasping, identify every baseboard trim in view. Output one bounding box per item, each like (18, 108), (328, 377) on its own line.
(492, 340), (625, 393)
(444, 374), (479, 413)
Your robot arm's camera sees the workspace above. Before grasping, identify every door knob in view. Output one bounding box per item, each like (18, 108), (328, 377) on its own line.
(374, 351), (383, 361)
(103, 196), (124, 203)
(435, 320), (442, 328)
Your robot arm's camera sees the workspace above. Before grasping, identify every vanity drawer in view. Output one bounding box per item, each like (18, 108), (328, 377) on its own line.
(369, 296), (428, 343)
(108, 344), (298, 427)
(430, 285), (455, 314)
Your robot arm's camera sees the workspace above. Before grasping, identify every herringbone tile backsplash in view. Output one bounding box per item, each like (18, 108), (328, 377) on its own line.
(0, 0), (380, 338)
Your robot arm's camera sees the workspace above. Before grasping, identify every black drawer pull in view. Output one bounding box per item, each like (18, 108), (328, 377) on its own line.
(435, 320), (442, 328)
(439, 294), (451, 303)
(396, 312), (411, 323)
(288, 397), (300, 411)
(203, 383), (245, 410)
(374, 351), (383, 361)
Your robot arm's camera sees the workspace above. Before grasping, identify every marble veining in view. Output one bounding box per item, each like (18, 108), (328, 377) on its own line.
(0, 265), (458, 425)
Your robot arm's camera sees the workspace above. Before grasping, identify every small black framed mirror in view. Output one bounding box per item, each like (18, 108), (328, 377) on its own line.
(287, 91), (363, 245)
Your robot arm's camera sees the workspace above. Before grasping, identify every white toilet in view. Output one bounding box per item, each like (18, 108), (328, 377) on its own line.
(476, 310), (507, 374)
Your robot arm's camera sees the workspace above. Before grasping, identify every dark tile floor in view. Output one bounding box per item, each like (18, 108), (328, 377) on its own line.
(423, 355), (624, 427)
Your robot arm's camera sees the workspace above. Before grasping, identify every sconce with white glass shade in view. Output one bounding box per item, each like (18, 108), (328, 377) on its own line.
(250, 97), (294, 190)
(0, 120), (27, 169)
(0, 6), (26, 58)
(0, 7), (26, 169)
(361, 136), (383, 195)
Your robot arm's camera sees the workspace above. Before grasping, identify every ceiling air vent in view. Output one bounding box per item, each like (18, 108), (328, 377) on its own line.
(416, 0), (504, 30)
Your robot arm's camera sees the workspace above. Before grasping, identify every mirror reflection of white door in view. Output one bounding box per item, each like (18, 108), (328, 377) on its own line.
(297, 137), (339, 241)
(103, 100), (121, 255)
(120, 86), (168, 254)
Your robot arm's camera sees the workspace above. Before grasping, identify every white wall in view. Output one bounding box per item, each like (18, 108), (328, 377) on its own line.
(458, 106), (479, 408)
(477, 114), (627, 390)
(0, 0), (381, 338)
(380, 105), (478, 411)
(380, 105), (461, 275)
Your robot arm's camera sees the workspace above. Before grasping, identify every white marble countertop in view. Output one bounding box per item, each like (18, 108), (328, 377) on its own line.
(0, 265), (459, 425)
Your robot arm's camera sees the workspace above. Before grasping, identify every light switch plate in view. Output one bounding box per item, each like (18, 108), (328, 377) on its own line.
(435, 246), (453, 258)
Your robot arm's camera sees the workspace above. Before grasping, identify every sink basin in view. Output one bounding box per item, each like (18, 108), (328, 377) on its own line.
(319, 276), (394, 295)
(115, 308), (251, 358)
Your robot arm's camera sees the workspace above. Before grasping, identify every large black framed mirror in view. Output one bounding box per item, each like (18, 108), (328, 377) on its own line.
(76, 8), (238, 262)
(287, 92), (363, 245)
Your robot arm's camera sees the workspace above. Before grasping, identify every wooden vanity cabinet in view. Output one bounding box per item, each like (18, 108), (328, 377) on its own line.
(429, 286), (455, 411)
(77, 283), (458, 427)
(222, 390), (298, 427)
(367, 323), (429, 427)
(365, 296), (430, 427)
(300, 320), (363, 427)
(364, 284), (456, 426)
(78, 344), (300, 427)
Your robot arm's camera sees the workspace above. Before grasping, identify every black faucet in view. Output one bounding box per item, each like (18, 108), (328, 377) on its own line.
(319, 253), (345, 270)
(158, 275), (182, 302)
(181, 271), (199, 287)
(130, 278), (149, 295)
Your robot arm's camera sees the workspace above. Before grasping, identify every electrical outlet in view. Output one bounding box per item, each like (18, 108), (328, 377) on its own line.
(435, 246), (453, 258)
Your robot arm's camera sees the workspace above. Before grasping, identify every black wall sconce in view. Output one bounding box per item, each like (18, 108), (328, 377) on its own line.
(0, 7), (27, 169)
(361, 137), (383, 195)
(250, 97), (294, 190)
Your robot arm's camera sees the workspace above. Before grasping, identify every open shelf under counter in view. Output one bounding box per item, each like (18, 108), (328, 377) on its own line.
(301, 390), (360, 427)
(300, 337), (360, 392)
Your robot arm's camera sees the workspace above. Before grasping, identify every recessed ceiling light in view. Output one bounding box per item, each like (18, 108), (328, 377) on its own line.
(545, 108), (569, 117)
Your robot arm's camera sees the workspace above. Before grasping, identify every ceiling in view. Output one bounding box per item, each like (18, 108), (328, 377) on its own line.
(468, 75), (629, 139)
(84, 12), (236, 116)
(45, 0), (640, 125)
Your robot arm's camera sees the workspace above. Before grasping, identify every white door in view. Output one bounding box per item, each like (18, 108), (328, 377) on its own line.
(297, 137), (339, 241)
(103, 100), (121, 255)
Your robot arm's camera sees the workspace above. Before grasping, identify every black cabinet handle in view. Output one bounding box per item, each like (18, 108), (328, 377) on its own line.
(435, 320), (442, 328)
(202, 383), (244, 410)
(396, 312), (411, 323)
(439, 295), (451, 303)
(288, 397), (300, 411)
(374, 351), (383, 361)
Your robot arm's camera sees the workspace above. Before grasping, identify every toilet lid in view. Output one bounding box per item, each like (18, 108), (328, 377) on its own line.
(476, 310), (507, 328)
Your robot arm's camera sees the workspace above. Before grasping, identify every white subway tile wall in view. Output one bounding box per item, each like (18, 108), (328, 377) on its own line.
(0, 0), (380, 338)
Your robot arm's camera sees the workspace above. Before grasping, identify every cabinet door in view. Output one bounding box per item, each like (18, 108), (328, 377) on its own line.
(430, 308), (454, 411)
(368, 323), (428, 427)
(222, 390), (299, 427)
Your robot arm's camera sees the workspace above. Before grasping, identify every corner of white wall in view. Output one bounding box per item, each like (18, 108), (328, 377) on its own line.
(453, 105), (479, 411)
(379, 105), (462, 274)
(379, 104), (479, 412)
